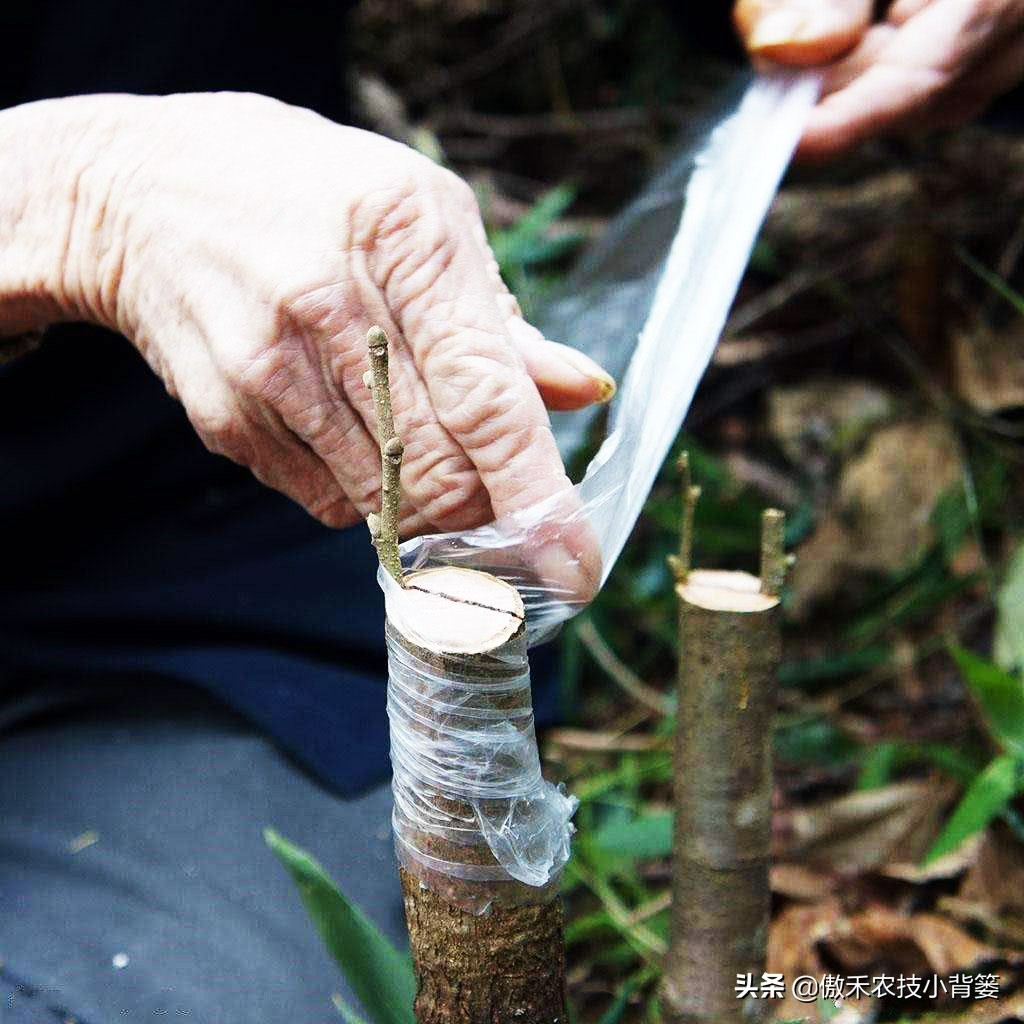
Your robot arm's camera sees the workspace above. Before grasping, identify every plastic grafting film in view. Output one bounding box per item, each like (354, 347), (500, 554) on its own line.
(383, 71), (820, 648)
(386, 625), (577, 912)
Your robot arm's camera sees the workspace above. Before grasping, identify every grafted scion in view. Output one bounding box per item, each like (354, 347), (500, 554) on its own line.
(364, 324), (405, 583)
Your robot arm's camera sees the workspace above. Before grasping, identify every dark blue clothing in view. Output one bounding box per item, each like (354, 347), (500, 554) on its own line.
(0, 326), (396, 793)
(1, 0), (352, 110)
(0, 0), (392, 794)
(0, 684), (406, 1023)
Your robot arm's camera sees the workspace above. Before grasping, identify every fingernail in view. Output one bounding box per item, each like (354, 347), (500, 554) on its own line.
(593, 372), (616, 403)
(747, 9), (805, 49)
(793, 9), (847, 42)
(554, 345), (617, 403)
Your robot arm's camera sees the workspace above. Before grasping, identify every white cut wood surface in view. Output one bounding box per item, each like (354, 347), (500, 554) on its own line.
(389, 566), (525, 654)
(678, 568), (780, 613)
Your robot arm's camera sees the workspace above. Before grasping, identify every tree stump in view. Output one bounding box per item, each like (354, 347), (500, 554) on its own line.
(386, 565), (571, 1024)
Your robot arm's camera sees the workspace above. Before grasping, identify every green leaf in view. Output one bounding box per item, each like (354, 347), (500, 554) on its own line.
(489, 185), (579, 274)
(996, 540), (1024, 674)
(857, 741), (901, 790)
(332, 994), (371, 1024)
(817, 995), (842, 1021)
(565, 908), (617, 945)
(924, 754), (1021, 864)
(573, 756), (672, 804)
(846, 558), (978, 645)
(593, 814), (673, 860)
(774, 718), (859, 766)
(265, 829), (416, 1024)
(931, 484), (973, 563)
(951, 646), (1024, 756)
(779, 645), (890, 689)
(957, 246), (1024, 316)
(911, 742), (984, 784)
(597, 976), (645, 1024)
(855, 739), (980, 788)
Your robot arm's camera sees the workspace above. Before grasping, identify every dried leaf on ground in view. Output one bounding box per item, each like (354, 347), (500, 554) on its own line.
(768, 379), (896, 467)
(912, 989), (1024, 1024)
(824, 905), (1015, 978)
(881, 832), (983, 883)
(939, 896), (1024, 949)
(995, 541), (1024, 675)
(787, 517), (857, 621)
(907, 912), (1004, 975)
(953, 319), (1024, 416)
(771, 862), (838, 902)
(961, 829), (1024, 918)
(840, 420), (962, 573)
(768, 899), (843, 1022)
(788, 418), (962, 615)
(768, 901), (1019, 1022)
(776, 780), (955, 872)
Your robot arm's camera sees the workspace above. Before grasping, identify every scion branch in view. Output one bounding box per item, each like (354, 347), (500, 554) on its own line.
(759, 508), (791, 597)
(668, 451), (701, 582)
(364, 325), (405, 584)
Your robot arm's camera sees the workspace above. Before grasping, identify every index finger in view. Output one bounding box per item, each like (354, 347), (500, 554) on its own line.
(374, 185), (602, 596)
(796, 0), (997, 158)
(734, 0), (872, 65)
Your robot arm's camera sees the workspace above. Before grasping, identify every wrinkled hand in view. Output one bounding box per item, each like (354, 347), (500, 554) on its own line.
(734, 0), (1024, 159)
(70, 92), (612, 541)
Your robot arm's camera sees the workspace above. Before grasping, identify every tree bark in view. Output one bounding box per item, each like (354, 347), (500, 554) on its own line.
(399, 869), (566, 1024)
(661, 506), (786, 1024)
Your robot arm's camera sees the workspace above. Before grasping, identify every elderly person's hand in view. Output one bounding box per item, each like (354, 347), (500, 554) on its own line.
(0, 92), (613, 545)
(734, 0), (1024, 159)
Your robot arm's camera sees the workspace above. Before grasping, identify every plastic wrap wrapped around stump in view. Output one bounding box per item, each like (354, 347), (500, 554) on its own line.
(386, 604), (576, 912)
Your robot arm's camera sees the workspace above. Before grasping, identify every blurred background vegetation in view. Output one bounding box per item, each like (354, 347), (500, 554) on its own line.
(329, 2), (1024, 1021)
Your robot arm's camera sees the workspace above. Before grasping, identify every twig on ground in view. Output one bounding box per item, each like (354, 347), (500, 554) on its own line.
(575, 619), (674, 716)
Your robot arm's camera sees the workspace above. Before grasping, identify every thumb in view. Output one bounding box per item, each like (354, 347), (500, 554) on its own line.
(734, 0), (872, 65)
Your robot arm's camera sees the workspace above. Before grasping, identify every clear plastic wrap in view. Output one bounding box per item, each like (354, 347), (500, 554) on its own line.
(383, 72), (820, 646)
(386, 621), (577, 911)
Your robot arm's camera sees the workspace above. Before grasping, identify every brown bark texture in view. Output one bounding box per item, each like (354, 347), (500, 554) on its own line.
(400, 867), (567, 1024)
(661, 572), (781, 1024)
